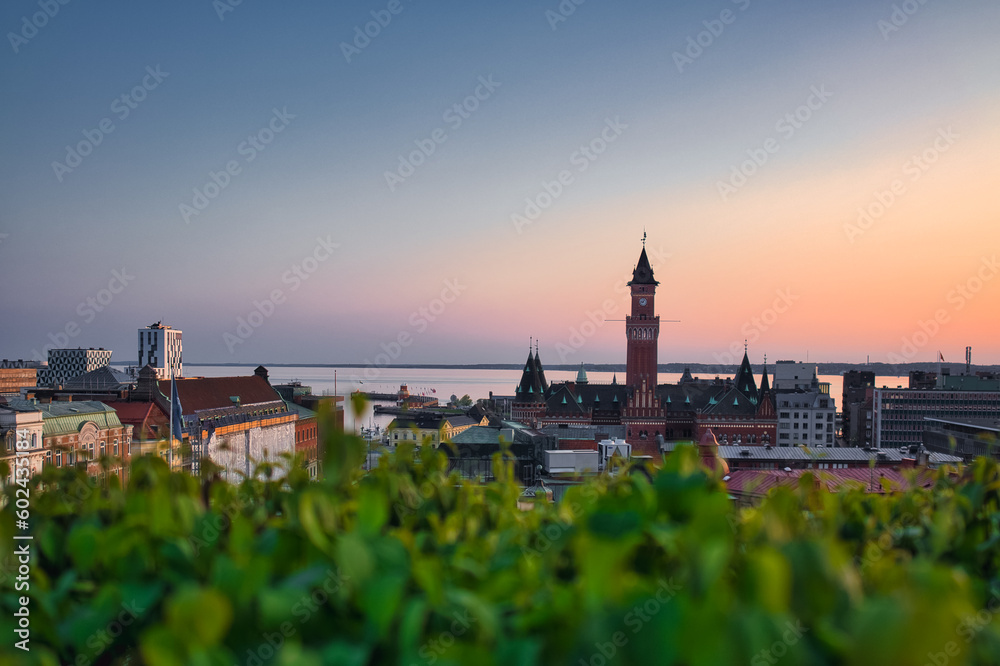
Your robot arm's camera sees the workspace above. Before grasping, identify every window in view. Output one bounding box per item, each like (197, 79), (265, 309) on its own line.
(56, 452), (62, 467)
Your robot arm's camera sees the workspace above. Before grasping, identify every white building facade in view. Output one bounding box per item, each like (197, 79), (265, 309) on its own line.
(139, 323), (183, 379)
(775, 391), (836, 446)
(0, 407), (45, 485)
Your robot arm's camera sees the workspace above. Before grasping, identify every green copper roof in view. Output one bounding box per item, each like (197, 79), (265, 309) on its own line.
(5, 400), (124, 438)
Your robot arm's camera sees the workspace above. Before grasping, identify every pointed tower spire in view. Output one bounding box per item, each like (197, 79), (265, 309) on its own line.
(534, 344), (548, 392)
(759, 355), (770, 393)
(733, 346), (759, 404)
(628, 245), (658, 286)
(516, 345), (543, 403)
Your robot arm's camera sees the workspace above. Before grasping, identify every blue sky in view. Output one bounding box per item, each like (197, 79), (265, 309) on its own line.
(2, 0), (999, 367)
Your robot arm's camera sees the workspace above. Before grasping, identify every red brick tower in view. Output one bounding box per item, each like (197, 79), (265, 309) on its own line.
(625, 239), (660, 390)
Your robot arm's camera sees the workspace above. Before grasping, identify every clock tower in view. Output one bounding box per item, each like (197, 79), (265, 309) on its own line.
(625, 240), (660, 390)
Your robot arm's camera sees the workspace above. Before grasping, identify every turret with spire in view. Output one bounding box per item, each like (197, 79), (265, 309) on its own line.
(733, 341), (759, 405)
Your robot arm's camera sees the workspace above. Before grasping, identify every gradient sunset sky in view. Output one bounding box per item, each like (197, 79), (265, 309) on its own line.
(1, 0), (998, 367)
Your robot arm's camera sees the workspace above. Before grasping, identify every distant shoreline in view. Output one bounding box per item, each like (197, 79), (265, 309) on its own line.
(178, 361), (1000, 375)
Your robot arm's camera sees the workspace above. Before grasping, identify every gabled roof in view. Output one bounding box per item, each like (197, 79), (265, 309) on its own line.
(156, 375), (284, 414)
(110, 401), (167, 440)
(544, 382), (631, 415)
(63, 366), (135, 391)
(700, 387), (758, 417)
(450, 426), (504, 446)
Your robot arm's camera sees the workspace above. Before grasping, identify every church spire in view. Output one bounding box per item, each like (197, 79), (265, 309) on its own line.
(734, 346), (759, 404)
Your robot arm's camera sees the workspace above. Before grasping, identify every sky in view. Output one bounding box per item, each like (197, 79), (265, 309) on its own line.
(1, 0), (998, 369)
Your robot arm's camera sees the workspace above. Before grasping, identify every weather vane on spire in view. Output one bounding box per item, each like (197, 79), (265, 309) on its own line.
(642, 229), (647, 247)
(744, 339), (748, 353)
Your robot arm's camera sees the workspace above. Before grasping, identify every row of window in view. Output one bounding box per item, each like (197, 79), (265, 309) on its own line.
(777, 433), (834, 443)
(778, 412), (834, 421)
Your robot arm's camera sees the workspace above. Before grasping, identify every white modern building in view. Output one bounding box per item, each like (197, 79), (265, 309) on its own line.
(138, 322), (183, 379)
(772, 362), (836, 446)
(773, 361), (820, 392)
(775, 391), (836, 446)
(36, 348), (113, 388)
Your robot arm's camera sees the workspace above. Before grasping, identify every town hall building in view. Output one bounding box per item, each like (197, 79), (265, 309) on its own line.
(511, 241), (777, 455)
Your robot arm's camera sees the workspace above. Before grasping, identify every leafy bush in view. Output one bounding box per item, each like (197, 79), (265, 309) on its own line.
(2, 418), (1000, 665)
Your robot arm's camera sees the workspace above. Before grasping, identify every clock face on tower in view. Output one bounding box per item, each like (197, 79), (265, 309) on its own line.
(639, 298), (647, 306)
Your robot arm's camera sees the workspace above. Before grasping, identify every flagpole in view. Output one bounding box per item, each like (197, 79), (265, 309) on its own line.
(169, 368), (173, 470)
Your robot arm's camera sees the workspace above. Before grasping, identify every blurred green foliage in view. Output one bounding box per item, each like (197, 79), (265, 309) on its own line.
(2, 416), (1000, 666)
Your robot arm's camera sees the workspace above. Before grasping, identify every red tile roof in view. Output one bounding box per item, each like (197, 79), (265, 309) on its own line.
(106, 401), (168, 441)
(156, 376), (283, 413)
(726, 467), (936, 497)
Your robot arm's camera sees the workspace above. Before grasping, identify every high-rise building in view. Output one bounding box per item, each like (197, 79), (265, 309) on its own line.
(138, 322), (182, 379)
(842, 370), (875, 447)
(36, 348), (113, 388)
